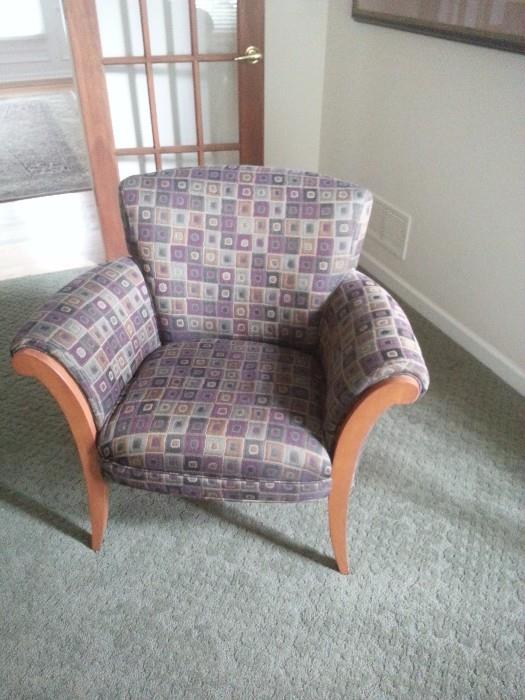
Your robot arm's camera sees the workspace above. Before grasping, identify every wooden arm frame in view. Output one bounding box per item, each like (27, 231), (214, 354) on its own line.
(12, 347), (419, 573)
(328, 375), (420, 574)
(12, 348), (108, 551)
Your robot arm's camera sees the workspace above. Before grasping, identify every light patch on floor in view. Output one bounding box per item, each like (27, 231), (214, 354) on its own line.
(0, 191), (104, 280)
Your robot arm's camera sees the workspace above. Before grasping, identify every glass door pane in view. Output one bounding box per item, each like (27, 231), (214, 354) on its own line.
(146, 0), (192, 55)
(153, 63), (197, 145)
(196, 0), (237, 53)
(118, 154), (157, 179)
(203, 151), (239, 165)
(200, 61), (238, 143)
(161, 153), (199, 169)
(92, 0), (247, 178)
(105, 65), (153, 148)
(95, 0), (144, 56)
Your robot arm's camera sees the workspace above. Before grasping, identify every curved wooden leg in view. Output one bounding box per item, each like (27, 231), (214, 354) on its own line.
(79, 443), (108, 551)
(12, 348), (108, 551)
(328, 375), (421, 574)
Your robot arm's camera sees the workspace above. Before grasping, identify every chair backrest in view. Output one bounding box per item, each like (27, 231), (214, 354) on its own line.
(120, 165), (372, 350)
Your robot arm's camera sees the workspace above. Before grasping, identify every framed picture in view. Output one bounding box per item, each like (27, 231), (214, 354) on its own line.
(351, 1), (525, 54)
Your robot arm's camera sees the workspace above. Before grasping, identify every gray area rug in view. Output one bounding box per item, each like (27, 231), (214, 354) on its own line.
(0, 91), (92, 202)
(0, 269), (523, 699)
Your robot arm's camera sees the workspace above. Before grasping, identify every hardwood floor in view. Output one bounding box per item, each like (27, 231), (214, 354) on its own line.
(0, 190), (105, 281)
(0, 81), (106, 280)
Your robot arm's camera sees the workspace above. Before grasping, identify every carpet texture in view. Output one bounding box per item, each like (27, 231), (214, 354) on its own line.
(0, 91), (91, 203)
(0, 268), (523, 699)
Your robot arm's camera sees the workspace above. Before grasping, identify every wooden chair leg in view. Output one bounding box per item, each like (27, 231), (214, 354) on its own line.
(328, 375), (421, 574)
(79, 443), (108, 551)
(12, 348), (108, 551)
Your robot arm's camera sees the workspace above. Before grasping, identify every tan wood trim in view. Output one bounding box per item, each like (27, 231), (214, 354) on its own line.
(101, 54), (237, 65)
(0, 77), (74, 94)
(188, 0), (205, 166)
(115, 143), (239, 156)
(12, 348), (109, 551)
(63, 0), (127, 260)
(238, 0), (264, 164)
(138, 0), (162, 170)
(328, 375), (421, 574)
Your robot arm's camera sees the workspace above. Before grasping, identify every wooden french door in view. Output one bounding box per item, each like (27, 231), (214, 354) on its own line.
(63, 0), (264, 259)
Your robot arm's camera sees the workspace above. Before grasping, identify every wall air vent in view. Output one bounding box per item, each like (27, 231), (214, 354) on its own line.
(368, 194), (411, 261)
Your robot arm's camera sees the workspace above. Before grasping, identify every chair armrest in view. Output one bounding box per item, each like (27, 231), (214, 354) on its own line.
(319, 271), (429, 450)
(11, 257), (160, 429)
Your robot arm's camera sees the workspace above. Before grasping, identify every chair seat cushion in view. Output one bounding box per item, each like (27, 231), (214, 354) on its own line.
(98, 338), (332, 502)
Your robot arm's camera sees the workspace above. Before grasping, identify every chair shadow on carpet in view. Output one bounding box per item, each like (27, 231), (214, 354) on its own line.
(0, 480), (90, 547)
(0, 476), (336, 568)
(189, 500), (337, 570)
(5, 403), (336, 566)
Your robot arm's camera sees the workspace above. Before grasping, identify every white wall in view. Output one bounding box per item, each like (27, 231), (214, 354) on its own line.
(264, 0), (328, 170)
(319, 0), (525, 394)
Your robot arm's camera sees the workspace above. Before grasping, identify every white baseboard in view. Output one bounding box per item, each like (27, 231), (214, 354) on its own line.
(360, 251), (525, 396)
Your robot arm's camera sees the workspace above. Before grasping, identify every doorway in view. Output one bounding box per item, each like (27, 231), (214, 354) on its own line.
(64, 0), (265, 259)
(0, 0), (104, 279)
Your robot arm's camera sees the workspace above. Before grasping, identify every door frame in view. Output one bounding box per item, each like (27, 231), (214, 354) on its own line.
(63, 0), (264, 260)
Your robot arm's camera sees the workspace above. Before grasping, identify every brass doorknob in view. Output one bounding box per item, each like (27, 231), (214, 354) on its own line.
(234, 45), (263, 65)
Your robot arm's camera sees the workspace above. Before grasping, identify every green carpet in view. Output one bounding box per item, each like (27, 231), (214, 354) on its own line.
(0, 269), (523, 699)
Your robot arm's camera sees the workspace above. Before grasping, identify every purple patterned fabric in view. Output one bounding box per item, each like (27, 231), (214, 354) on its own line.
(119, 165), (373, 350)
(98, 338), (332, 502)
(11, 258), (160, 429)
(11, 165), (429, 505)
(319, 271), (429, 449)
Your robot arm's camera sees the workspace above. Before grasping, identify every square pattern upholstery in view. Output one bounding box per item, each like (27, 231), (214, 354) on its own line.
(320, 271), (430, 449)
(98, 338), (332, 502)
(11, 167), (429, 505)
(120, 165), (373, 350)
(11, 258), (160, 428)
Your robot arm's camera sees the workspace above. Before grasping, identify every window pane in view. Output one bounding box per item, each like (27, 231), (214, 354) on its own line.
(153, 63), (197, 146)
(0, 1), (44, 38)
(118, 154), (157, 180)
(196, 0), (237, 53)
(203, 151), (239, 166)
(161, 152), (199, 170)
(105, 66), (153, 148)
(147, 0), (191, 55)
(200, 61), (238, 144)
(95, 0), (144, 57)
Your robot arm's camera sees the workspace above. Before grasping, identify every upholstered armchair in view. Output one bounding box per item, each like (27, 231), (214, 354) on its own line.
(11, 166), (428, 573)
